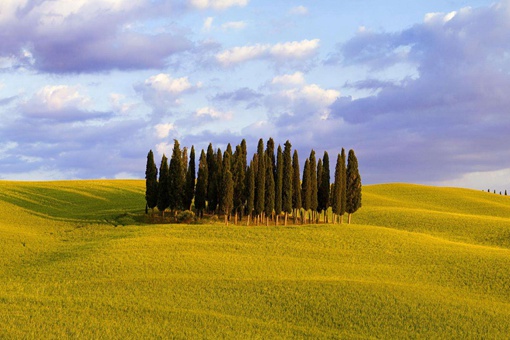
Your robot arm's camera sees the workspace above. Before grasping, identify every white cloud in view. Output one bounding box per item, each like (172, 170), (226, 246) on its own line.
(221, 21), (247, 30)
(203, 17), (214, 31)
(216, 39), (320, 66)
(155, 123), (175, 139)
(189, 0), (248, 10)
(289, 5), (308, 15)
(137, 73), (199, 110)
(433, 168), (510, 191)
(271, 72), (305, 86)
(144, 74), (192, 95)
(270, 39), (320, 59)
(196, 106), (232, 120)
(216, 44), (269, 66)
(20, 85), (103, 122)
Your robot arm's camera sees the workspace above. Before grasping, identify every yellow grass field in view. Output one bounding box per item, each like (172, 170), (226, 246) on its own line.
(1, 180), (509, 338)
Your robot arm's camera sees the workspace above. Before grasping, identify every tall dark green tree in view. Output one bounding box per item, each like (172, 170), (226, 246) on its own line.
(209, 148), (223, 214)
(301, 158), (311, 223)
(168, 140), (184, 213)
(220, 167), (234, 226)
(292, 150), (302, 223)
(316, 157), (323, 222)
(266, 138), (276, 183)
(232, 144), (246, 223)
(206, 143), (216, 212)
(318, 151), (330, 222)
(246, 157), (256, 225)
(309, 150), (318, 223)
(195, 150), (208, 218)
(339, 149), (347, 223)
(145, 150), (158, 215)
(255, 139), (266, 223)
(157, 155), (170, 217)
(274, 145), (283, 225)
(264, 154), (275, 225)
(346, 149), (362, 224)
(183, 146), (196, 211)
(282, 141), (293, 225)
(331, 151), (346, 224)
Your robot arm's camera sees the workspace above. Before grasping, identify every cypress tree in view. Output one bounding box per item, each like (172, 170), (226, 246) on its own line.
(168, 139), (184, 213)
(346, 149), (362, 224)
(292, 150), (302, 223)
(274, 145), (283, 225)
(282, 141), (293, 225)
(264, 154), (275, 225)
(206, 143), (216, 212)
(220, 168), (234, 226)
(309, 150), (318, 223)
(339, 149), (347, 223)
(505, 190), (508, 196)
(195, 150), (208, 218)
(266, 138), (276, 183)
(233, 144), (246, 224)
(157, 155), (170, 217)
(319, 151), (330, 223)
(209, 148), (223, 214)
(145, 150), (158, 215)
(246, 157), (256, 225)
(301, 158), (311, 224)
(218, 150), (234, 225)
(255, 139), (266, 223)
(240, 139), (248, 209)
(183, 146), (196, 211)
(332, 153), (343, 223)
(316, 158), (323, 222)
(224, 143), (233, 170)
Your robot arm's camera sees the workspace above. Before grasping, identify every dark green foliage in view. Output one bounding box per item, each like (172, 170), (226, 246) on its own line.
(340, 149), (347, 217)
(246, 157), (255, 217)
(255, 139), (266, 215)
(208, 148), (223, 214)
(301, 158), (311, 212)
(318, 151), (330, 212)
(220, 168), (234, 218)
(266, 138), (276, 182)
(309, 150), (318, 213)
(168, 140), (184, 211)
(206, 143), (216, 208)
(264, 154), (275, 217)
(275, 145), (283, 215)
(316, 158), (323, 213)
(224, 143), (233, 170)
(346, 149), (362, 217)
(145, 150), (158, 211)
(183, 146), (196, 210)
(233, 144), (246, 217)
(282, 141), (293, 214)
(157, 155), (169, 215)
(331, 152), (344, 217)
(292, 150), (302, 210)
(194, 150), (208, 217)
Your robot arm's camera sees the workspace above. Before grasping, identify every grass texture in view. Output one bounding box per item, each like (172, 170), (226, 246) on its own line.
(1, 180), (509, 339)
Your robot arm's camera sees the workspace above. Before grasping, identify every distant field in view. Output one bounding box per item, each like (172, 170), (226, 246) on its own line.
(1, 180), (510, 338)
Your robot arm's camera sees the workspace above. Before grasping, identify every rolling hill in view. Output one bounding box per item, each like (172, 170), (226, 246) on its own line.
(1, 180), (509, 338)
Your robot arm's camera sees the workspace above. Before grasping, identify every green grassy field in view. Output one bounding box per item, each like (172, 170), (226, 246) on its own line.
(1, 180), (510, 339)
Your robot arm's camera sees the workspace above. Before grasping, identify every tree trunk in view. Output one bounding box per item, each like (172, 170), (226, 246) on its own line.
(284, 212), (288, 226)
(348, 213), (352, 224)
(340, 214), (343, 224)
(276, 214), (279, 226)
(266, 216), (269, 226)
(225, 214), (228, 226)
(247, 214), (250, 226)
(235, 212), (238, 225)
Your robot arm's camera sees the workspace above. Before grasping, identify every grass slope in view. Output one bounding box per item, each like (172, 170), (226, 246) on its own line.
(1, 181), (509, 339)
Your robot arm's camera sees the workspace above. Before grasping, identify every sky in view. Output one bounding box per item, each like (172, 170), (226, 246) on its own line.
(0, 0), (509, 191)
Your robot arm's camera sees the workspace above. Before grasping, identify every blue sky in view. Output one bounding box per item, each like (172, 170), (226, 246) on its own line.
(0, 0), (509, 190)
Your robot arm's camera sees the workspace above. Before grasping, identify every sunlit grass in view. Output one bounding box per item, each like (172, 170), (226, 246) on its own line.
(1, 180), (510, 338)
